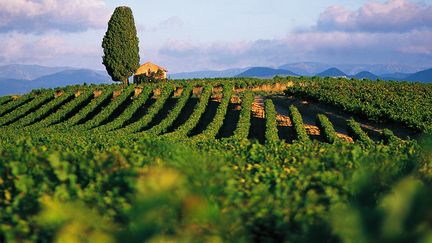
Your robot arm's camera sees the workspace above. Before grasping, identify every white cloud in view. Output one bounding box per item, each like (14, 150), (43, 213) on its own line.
(317, 0), (432, 33)
(157, 29), (432, 72)
(154, 0), (432, 72)
(0, 0), (110, 33)
(0, 32), (103, 69)
(137, 16), (184, 33)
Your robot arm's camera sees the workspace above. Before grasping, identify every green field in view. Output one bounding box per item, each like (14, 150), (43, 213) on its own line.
(1, 77), (431, 242)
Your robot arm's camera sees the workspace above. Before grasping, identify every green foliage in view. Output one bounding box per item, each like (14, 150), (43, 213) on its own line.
(0, 92), (53, 127)
(166, 85), (213, 138)
(232, 92), (254, 140)
(316, 114), (338, 143)
(289, 105), (310, 142)
(264, 99), (279, 144)
(193, 84), (233, 141)
(0, 96), (12, 106)
(381, 128), (402, 145)
(102, 6), (140, 84)
(94, 86), (154, 132)
(76, 85), (135, 130)
(0, 80), (429, 242)
(347, 118), (374, 145)
(0, 94), (33, 117)
(286, 77), (432, 132)
(61, 87), (114, 128)
(118, 84), (175, 134)
(143, 86), (193, 136)
(25, 91), (94, 130)
(8, 92), (74, 129)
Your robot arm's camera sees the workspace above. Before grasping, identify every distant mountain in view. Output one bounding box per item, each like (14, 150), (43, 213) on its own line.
(379, 72), (411, 81)
(317, 68), (347, 78)
(33, 69), (110, 87)
(278, 62), (324, 76)
(170, 68), (248, 79)
(405, 68), (432, 83)
(236, 67), (298, 78)
(0, 64), (72, 80)
(0, 69), (111, 96)
(0, 78), (33, 96)
(353, 71), (379, 80)
(279, 62), (424, 76)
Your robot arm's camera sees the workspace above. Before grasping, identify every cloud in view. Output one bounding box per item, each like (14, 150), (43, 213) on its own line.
(154, 0), (432, 72)
(0, 0), (110, 34)
(0, 32), (103, 68)
(317, 0), (432, 33)
(157, 29), (432, 72)
(138, 16), (184, 33)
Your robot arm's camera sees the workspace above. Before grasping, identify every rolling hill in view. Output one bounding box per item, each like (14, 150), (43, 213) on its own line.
(0, 64), (72, 80)
(0, 78), (427, 243)
(0, 69), (111, 96)
(278, 62), (424, 76)
(316, 68), (347, 77)
(236, 67), (298, 78)
(406, 68), (432, 83)
(353, 71), (379, 80)
(170, 68), (248, 79)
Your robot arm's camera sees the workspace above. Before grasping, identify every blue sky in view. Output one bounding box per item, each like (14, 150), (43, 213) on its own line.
(0, 0), (431, 72)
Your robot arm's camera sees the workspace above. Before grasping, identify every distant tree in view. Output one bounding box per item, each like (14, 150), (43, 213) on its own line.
(102, 6), (140, 85)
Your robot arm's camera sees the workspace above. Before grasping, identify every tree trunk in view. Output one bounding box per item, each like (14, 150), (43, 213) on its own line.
(123, 78), (129, 86)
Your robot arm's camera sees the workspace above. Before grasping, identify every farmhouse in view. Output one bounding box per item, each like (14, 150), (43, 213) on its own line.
(134, 62), (168, 81)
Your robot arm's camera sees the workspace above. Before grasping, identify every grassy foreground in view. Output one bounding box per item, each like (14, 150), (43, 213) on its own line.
(0, 78), (431, 242)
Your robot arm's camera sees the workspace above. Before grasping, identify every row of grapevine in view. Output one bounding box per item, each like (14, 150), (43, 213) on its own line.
(193, 84), (233, 140)
(286, 77), (432, 132)
(0, 94), (33, 117)
(0, 83), (398, 146)
(117, 85), (175, 134)
(75, 85), (135, 130)
(166, 85), (213, 138)
(347, 119), (373, 145)
(0, 84), (388, 144)
(93, 86), (154, 132)
(289, 105), (310, 142)
(316, 114), (338, 144)
(142, 85), (194, 136)
(7, 92), (74, 129)
(264, 99), (279, 144)
(24, 91), (94, 130)
(232, 93), (254, 140)
(0, 92), (53, 127)
(380, 128), (401, 145)
(0, 96), (12, 106)
(56, 87), (114, 129)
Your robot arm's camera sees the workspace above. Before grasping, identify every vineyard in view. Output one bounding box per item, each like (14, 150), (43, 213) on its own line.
(1, 78), (432, 242)
(0, 79), (422, 145)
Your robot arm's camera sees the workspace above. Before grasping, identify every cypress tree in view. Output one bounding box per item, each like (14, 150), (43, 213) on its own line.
(102, 6), (140, 85)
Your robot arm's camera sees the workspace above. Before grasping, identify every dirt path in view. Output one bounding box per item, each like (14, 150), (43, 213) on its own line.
(248, 96), (266, 143)
(270, 95), (418, 141)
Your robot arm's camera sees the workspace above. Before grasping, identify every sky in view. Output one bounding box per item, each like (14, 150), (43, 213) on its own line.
(0, 0), (431, 73)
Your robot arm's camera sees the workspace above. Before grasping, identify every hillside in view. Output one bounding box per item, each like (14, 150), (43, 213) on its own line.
(236, 67), (298, 78)
(406, 68), (432, 83)
(278, 62), (423, 76)
(0, 78), (430, 242)
(170, 68), (247, 79)
(32, 69), (110, 86)
(353, 71), (379, 80)
(0, 64), (72, 80)
(0, 69), (111, 96)
(316, 67), (347, 77)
